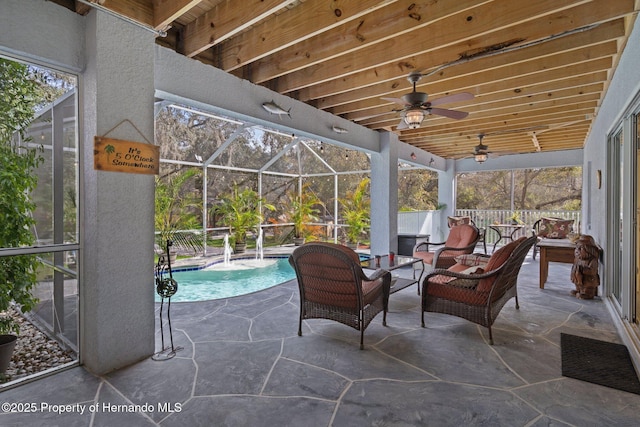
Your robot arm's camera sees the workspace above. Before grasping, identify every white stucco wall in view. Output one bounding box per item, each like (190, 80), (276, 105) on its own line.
(582, 16), (640, 362)
(584, 19), (640, 244)
(0, 0), (84, 72)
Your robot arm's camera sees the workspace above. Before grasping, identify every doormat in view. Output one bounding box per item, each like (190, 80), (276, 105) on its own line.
(561, 333), (640, 395)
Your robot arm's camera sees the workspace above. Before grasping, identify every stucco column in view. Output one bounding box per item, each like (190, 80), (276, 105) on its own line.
(436, 159), (457, 241)
(370, 131), (399, 255)
(80, 11), (156, 373)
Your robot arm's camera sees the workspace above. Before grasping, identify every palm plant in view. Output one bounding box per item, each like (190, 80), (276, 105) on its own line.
(215, 185), (274, 252)
(286, 182), (323, 243)
(339, 178), (370, 246)
(154, 168), (203, 254)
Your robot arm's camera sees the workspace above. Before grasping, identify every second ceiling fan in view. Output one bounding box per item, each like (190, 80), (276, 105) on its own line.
(382, 72), (474, 130)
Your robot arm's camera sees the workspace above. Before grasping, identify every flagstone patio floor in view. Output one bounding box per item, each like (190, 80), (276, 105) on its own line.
(1, 250), (639, 426)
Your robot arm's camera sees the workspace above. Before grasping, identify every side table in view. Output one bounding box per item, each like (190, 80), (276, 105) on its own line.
(538, 238), (575, 289)
(361, 254), (424, 295)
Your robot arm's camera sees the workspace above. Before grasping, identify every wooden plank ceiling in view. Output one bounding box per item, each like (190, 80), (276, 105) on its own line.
(55, 0), (639, 159)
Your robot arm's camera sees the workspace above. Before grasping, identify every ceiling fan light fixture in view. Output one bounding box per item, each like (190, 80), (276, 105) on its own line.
(474, 152), (488, 163)
(473, 139), (489, 163)
(404, 108), (425, 129)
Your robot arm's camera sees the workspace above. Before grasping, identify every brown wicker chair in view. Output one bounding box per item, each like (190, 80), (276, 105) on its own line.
(448, 216), (487, 254)
(289, 242), (391, 349)
(421, 234), (536, 345)
(413, 223), (481, 271)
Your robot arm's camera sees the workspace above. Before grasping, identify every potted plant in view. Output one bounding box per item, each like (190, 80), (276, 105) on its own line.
(0, 59), (43, 374)
(154, 168), (203, 261)
(286, 182), (323, 245)
(215, 185), (274, 253)
(507, 210), (524, 225)
(339, 178), (370, 249)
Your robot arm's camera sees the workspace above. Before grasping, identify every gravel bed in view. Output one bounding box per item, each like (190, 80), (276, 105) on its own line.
(1, 308), (76, 384)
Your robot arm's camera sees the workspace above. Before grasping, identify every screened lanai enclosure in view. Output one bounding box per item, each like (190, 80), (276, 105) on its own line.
(154, 103), (432, 255)
(1, 60), (79, 384)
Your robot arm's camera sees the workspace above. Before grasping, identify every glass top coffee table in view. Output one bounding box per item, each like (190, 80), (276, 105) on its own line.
(361, 254), (424, 294)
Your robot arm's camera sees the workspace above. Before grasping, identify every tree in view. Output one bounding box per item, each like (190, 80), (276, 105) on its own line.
(398, 169), (438, 210)
(0, 59), (45, 334)
(456, 167), (582, 211)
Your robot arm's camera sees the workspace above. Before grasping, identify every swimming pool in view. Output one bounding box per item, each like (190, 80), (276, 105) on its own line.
(157, 257), (296, 302)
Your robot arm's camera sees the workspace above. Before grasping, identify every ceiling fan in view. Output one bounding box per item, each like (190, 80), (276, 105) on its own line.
(382, 72), (474, 130)
(472, 134), (491, 163)
(467, 133), (522, 163)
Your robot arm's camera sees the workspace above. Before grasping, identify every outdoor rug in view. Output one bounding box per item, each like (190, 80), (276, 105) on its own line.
(561, 333), (640, 395)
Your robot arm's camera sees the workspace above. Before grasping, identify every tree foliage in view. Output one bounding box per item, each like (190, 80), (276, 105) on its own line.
(283, 182), (323, 239)
(457, 167), (582, 211)
(154, 167), (203, 252)
(339, 178), (370, 244)
(0, 59), (45, 333)
(214, 184), (275, 245)
(398, 169), (438, 210)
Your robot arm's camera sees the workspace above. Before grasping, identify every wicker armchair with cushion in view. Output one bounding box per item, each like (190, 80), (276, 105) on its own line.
(532, 217), (575, 260)
(421, 234), (536, 345)
(413, 223), (481, 272)
(448, 216), (487, 254)
(289, 242), (392, 349)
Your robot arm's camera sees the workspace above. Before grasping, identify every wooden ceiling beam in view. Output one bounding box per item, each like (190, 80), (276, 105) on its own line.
(396, 109), (594, 154)
(333, 61), (610, 119)
(396, 105), (596, 135)
(361, 88), (602, 132)
(399, 109), (595, 143)
(310, 19), (625, 109)
(348, 75), (604, 123)
(215, 0), (398, 72)
(182, 0), (295, 57)
(354, 79), (603, 127)
(351, 52), (612, 123)
(234, 0), (487, 82)
(411, 119), (593, 140)
(96, 0), (154, 26)
(270, 0), (629, 94)
(152, 0), (202, 31)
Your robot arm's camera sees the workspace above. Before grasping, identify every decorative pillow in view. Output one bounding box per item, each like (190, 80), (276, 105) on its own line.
(448, 216), (471, 227)
(538, 217), (573, 238)
(461, 266), (484, 275)
(454, 253), (489, 268)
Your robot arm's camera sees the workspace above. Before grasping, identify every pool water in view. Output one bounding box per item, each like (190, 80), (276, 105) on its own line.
(157, 257), (296, 302)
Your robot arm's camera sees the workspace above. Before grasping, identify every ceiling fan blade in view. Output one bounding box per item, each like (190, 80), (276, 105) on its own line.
(396, 117), (409, 130)
(429, 92), (474, 107)
(429, 107), (468, 120)
(381, 97), (408, 106)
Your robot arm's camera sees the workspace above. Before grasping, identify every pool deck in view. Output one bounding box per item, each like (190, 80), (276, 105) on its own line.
(2, 248), (640, 426)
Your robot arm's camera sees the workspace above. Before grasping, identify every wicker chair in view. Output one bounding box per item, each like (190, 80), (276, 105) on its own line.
(413, 223), (481, 271)
(421, 234), (536, 345)
(289, 242), (391, 349)
(448, 216), (487, 254)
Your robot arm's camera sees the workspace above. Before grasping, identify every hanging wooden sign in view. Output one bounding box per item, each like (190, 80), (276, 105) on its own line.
(94, 137), (159, 175)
